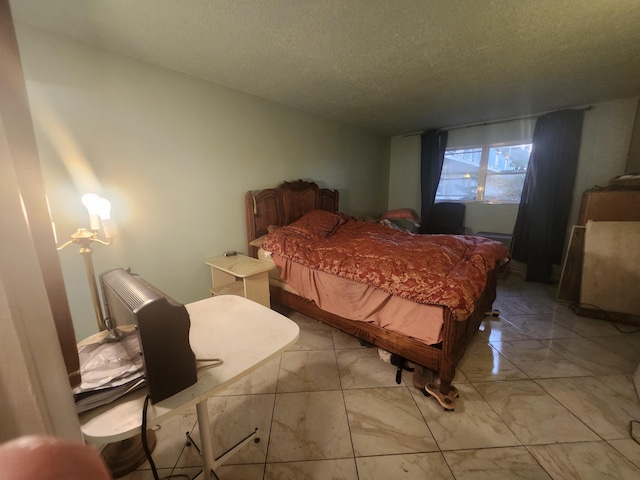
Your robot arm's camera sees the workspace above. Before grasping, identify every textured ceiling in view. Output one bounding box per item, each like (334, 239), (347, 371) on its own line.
(10, 0), (640, 135)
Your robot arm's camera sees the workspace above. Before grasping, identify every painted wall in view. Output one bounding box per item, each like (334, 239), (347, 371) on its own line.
(389, 98), (639, 237)
(15, 24), (390, 341)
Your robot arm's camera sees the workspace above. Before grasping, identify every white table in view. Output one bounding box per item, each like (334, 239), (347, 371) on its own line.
(79, 295), (299, 479)
(205, 254), (274, 308)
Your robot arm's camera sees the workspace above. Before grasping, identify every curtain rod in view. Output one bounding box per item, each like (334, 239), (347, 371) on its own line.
(404, 105), (593, 137)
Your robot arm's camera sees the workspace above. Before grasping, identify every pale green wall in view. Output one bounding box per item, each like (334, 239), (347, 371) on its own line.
(389, 98), (639, 237)
(15, 25), (390, 341)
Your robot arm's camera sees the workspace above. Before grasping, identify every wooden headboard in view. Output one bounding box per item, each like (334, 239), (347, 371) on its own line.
(245, 180), (339, 257)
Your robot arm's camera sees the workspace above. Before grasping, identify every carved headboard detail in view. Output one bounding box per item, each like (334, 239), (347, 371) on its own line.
(245, 180), (339, 257)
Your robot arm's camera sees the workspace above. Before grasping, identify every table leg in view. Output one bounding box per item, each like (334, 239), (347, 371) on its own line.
(194, 399), (260, 479)
(196, 401), (216, 480)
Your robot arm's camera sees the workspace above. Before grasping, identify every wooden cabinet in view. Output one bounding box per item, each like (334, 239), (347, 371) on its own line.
(577, 189), (640, 225)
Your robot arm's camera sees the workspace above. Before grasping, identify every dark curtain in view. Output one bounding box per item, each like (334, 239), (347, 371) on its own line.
(511, 109), (585, 284)
(419, 129), (448, 230)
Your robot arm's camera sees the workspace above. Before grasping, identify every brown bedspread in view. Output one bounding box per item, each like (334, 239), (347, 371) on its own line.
(262, 210), (509, 321)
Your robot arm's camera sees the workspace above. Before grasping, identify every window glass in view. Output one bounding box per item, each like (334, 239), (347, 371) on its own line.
(436, 143), (531, 203)
(436, 148), (482, 201)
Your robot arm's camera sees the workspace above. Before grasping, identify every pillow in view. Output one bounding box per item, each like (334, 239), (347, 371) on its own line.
(257, 248), (273, 261)
(249, 234), (267, 248)
(386, 218), (420, 233)
(286, 210), (348, 240)
(380, 208), (420, 224)
(250, 225), (282, 248)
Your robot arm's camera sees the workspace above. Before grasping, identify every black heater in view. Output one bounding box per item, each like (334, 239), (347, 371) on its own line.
(100, 268), (197, 403)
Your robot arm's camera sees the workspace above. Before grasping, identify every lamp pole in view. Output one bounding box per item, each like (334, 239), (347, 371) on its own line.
(57, 228), (112, 331)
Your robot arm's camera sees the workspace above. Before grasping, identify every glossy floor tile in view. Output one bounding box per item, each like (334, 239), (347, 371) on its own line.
(121, 273), (640, 479)
(344, 387), (438, 456)
(443, 446), (552, 480)
(268, 390), (353, 462)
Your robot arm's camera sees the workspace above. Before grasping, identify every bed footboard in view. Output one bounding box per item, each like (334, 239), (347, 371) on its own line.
(438, 267), (498, 394)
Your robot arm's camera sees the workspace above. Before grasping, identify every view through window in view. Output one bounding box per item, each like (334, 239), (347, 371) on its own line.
(435, 143), (532, 203)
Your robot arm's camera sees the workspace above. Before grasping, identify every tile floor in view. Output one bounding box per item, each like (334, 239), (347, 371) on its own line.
(121, 274), (640, 479)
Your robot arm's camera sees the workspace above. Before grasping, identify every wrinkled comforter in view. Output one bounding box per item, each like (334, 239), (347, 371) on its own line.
(262, 210), (509, 320)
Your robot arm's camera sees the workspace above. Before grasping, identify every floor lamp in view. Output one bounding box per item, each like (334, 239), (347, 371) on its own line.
(57, 194), (156, 478)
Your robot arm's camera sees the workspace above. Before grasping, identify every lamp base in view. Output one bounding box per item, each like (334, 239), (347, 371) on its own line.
(100, 430), (156, 479)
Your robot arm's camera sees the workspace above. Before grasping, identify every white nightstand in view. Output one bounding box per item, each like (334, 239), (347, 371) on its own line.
(204, 254), (274, 308)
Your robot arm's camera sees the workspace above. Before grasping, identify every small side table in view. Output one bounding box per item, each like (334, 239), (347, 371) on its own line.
(204, 254), (274, 308)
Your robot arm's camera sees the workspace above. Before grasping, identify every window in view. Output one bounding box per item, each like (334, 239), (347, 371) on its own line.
(435, 142), (532, 203)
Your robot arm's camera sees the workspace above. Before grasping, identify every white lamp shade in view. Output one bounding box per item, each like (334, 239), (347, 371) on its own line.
(81, 194), (112, 232)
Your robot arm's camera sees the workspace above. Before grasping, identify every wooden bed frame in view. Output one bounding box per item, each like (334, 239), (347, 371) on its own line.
(245, 180), (498, 402)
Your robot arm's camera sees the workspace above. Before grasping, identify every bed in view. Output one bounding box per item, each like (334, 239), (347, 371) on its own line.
(245, 180), (508, 410)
